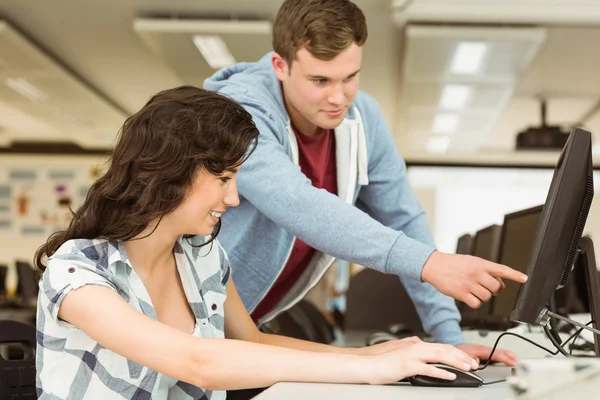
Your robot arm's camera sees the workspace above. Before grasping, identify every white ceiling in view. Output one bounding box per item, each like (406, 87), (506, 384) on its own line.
(0, 0), (599, 165)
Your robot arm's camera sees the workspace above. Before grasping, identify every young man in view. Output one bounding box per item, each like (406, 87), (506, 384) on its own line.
(204, 0), (525, 364)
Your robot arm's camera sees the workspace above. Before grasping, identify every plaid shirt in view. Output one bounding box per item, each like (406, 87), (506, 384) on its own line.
(36, 236), (230, 400)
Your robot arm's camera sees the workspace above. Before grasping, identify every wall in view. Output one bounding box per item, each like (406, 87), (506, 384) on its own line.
(408, 166), (600, 262)
(0, 154), (108, 292)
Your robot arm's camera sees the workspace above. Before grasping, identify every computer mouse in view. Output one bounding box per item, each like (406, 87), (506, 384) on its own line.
(365, 331), (397, 346)
(408, 364), (483, 388)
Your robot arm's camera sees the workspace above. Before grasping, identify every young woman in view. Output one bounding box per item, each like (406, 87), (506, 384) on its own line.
(35, 86), (478, 400)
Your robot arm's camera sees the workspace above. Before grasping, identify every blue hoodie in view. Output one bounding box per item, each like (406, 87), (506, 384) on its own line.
(204, 52), (464, 345)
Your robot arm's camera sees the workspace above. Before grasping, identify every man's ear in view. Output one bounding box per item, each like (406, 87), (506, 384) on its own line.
(271, 52), (289, 80)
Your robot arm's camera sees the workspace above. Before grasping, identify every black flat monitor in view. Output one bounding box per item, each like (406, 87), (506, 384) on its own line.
(0, 264), (7, 298)
(471, 225), (502, 263)
(511, 129), (595, 329)
(16, 261), (38, 304)
(579, 237), (600, 356)
(487, 205), (543, 327)
(458, 224), (502, 328)
(456, 234), (474, 255)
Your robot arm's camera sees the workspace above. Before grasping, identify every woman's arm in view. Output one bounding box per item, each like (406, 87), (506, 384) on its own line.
(224, 279), (362, 354)
(58, 284), (367, 390)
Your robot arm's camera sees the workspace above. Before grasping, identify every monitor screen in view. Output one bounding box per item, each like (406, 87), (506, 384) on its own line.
(459, 224), (501, 326)
(491, 206), (543, 319)
(471, 225), (502, 262)
(511, 129), (594, 325)
(456, 234), (474, 255)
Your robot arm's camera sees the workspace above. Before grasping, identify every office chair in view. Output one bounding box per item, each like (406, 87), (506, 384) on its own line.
(345, 268), (423, 334)
(260, 306), (313, 341)
(295, 300), (335, 344)
(0, 320), (37, 399)
(259, 300), (335, 344)
(0, 264), (7, 302)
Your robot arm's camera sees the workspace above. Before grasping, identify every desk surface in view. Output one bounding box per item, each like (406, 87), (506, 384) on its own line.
(254, 366), (515, 400)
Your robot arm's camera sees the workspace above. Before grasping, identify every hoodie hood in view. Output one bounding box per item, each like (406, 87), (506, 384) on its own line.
(204, 52), (290, 121)
(204, 51), (367, 184)
(204, 51), (361, 123)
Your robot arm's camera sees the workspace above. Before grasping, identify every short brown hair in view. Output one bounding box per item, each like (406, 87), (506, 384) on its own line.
(35, 86), (259, 272)
(273, 0), (368, 65)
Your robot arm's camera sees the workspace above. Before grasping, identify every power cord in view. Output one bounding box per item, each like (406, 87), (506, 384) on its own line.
(569, 321), (595, 355)
(476, 322), (593, 371)
(474, 323), (592, 386)
(482, 379), (508, 386)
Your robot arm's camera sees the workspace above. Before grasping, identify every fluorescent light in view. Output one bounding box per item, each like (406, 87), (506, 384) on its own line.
(451, 42), (488, 75)
(440, 84), (471, 110)
(426, 136), (451, 154)
(432, 113), (460, 134)
(63, 112), (91, 127)
(5, 78), (49, 103)
(192, 35), (236, 69)
(134, 18), (272, 35)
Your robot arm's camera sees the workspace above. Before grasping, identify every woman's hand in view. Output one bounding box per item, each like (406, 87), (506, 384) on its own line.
(362, 341), (479, 385)
(355, 336), (422, 356)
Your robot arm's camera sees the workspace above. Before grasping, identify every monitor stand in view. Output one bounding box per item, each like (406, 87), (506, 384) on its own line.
(578, 237), (600, 356)
(542, 238), (600, 357)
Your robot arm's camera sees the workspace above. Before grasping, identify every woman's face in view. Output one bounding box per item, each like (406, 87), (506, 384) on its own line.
(170, 168), (240, 236)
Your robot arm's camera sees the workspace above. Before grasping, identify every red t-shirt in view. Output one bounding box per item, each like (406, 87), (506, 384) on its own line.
(251, 126), (338, 322)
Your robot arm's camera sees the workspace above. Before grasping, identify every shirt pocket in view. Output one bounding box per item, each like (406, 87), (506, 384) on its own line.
(201, 288), (227, 336)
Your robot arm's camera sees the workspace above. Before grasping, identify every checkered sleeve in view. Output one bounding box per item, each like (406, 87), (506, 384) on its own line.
(40, 240), (117, 323)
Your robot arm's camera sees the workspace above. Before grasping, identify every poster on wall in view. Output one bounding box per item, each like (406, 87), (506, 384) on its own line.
(0, 185), (11, 231)
(3, 164), (102, 237)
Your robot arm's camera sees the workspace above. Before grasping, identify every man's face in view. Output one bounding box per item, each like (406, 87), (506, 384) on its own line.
(273, 44), (362, 135)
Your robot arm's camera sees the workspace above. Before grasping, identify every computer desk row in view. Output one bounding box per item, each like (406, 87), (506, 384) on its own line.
(253, 325), (596, 400)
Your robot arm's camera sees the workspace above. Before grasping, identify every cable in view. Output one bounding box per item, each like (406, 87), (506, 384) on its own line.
(482, 379), (506, 386)
(546, 311), (600, 336)
(569, 321), (595, 355)
(543, 324), (570, 357)
(476, 324), (592, 371)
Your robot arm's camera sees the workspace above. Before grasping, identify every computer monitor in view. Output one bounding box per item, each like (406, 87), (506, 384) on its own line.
(458, 224), (502, 327)
(472, 224), (502, 262)
(456, 234), (474, 255)
(488, 205), (543, 326)
(579, 237), (600, 356)
(511, 128), (595, 327)
(16, 261), (39, 305)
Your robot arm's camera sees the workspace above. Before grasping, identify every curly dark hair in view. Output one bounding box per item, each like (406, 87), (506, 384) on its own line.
(35, 85), (259, 271)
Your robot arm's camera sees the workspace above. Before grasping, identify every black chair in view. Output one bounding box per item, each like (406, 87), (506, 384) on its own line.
(345, 268), (423, 334)
(0, 320), (37, 399)
(259, 300), (335, 344)
(295, 300), (335, 344)
(0, 264), (7, 301)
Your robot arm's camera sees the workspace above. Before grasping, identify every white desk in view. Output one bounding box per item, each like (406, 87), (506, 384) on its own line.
(254, 366), (515, 400)
(253, 326), (595, 400)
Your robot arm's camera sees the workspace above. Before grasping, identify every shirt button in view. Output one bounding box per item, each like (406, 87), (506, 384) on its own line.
(211, 304), (217, 311)
(68, 267), (75, 273)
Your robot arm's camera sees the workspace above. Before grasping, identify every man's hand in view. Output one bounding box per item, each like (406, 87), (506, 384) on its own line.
(421, 251), (528, 308)
(456, 343), (518, 367)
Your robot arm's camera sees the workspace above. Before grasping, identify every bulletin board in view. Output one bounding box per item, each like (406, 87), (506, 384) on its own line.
(0, 156), (106, 237)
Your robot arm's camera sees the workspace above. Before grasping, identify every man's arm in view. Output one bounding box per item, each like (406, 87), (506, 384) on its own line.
(235, 105), (435, 282)
(353, 94), (463, 345)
